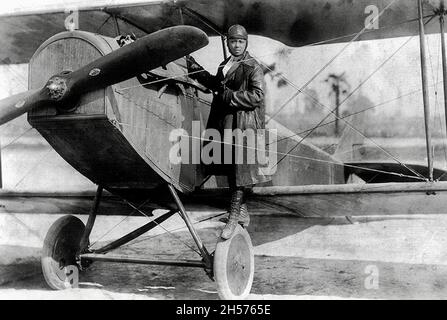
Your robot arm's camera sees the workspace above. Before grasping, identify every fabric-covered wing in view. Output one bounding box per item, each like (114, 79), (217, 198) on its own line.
(121, 0), (437, 44)
(0, 10), (148, 64)
(0, 0), (443, 64)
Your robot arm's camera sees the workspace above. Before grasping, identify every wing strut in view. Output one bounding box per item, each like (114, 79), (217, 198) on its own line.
(439, 6), (447, 164)
(180, 5), (228, 59)
(418, 0), (434, 181)
(112, 14), (121, 36)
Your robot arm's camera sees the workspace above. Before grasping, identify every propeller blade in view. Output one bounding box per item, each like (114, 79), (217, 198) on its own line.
(67, 25), (209, 96)
(0, 89), (43, 125)
(0, 26), (208, 126)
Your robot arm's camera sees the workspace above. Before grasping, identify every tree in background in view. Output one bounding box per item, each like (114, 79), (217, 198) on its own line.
(324, 72), (350, 136)
(260, 62), (288, 88)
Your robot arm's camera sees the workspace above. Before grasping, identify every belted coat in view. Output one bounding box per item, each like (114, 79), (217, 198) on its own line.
(190, 51), (271, 187)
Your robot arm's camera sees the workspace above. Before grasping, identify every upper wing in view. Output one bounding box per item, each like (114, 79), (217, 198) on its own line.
(132, 0), (435, 43)
(0, 0), (441, 64)
(0, 10), (147, 65)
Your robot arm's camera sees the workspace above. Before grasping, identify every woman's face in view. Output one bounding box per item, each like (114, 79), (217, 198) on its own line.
(227, 38), (247, 57)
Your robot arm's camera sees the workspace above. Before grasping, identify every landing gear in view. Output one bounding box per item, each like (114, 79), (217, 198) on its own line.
(214, 225), (254, 300)
(40, 184), (255, 299)
(41, 215), (85, 290)
(41, 186), (102, 290)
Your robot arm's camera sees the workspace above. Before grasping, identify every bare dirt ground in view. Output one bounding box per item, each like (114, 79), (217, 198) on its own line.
(2, 212), (447, 300)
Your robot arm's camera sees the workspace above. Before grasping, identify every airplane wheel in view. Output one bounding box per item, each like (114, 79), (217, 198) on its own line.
(41, 215), (85, 290)
(214, 225), (254, 300)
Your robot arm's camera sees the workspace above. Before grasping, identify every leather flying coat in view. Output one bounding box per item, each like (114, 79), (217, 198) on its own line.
(190, 51), (271, 186)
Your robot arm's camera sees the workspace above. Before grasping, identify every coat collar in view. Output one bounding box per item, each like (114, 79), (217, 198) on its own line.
(223, 51), (250, 79)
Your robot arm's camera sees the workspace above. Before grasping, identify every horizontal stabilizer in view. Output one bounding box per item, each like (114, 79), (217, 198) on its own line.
(344, 161), (447, 183)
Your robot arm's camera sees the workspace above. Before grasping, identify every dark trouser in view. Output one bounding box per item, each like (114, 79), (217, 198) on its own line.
(227, 168), (253, 201)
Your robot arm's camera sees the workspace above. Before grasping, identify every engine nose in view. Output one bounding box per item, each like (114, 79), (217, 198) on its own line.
(29, 31), (113, 119)
(45, 71), (81, 113)
(46, 75), (68, 101)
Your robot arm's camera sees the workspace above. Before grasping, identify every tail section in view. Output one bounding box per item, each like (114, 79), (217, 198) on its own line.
(333, 104), (367, 163)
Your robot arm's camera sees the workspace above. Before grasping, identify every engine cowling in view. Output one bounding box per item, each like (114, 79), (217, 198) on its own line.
(28, 31), (200, 196)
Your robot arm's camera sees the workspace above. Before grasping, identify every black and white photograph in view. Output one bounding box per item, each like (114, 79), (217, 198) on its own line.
(1, 0), (447, 302)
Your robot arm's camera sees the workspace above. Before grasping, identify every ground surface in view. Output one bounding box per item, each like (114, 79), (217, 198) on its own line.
(2, 207), (447, 300)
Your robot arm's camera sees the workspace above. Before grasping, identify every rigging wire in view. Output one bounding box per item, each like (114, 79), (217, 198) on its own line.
(116, 69), (210, 91)
(103, 1), (437, 181)
(118, 211), (227, 250)
(91, 13), (447, 250)
(0, 60), (27, 87)
(113, 85), (445, 182)
(114, 12), (428, 179)
(267, 0), (401, 122)
(115, 121), (427, 182)
(0, 127), (34, 151)
(113, 31), (427, 178)
(426, 22), (444, 171)
(434, 29), (447, 171)
(269, 81), (442, 146)
(112, 55), (425, 180)
(88, 198), (152, 249)
(427, 17), (447, 181)
(13, 148), (53, 189)
(122, 199), (202, 255)
(269, 36), (416, 146)
(268, 16), (435, 174)
(307, 15), (434, 47)
(425, 24), (437, 176)
(296, 35), (414, 155)
(115, 8), (424, 93)
(263, 39), (426, 180)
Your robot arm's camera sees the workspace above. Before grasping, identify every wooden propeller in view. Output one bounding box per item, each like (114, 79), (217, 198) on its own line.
(0, 25), (208, 125)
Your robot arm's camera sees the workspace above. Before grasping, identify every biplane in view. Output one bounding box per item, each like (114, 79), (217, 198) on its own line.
(1, 0), (447, 299)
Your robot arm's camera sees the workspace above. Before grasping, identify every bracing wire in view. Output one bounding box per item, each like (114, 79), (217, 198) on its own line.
(119, 212), (227, 251)
(269, 35), (415, 150)
(114, 29), (427, 179)
(114, 120), (427, 182)
(13, 148), (53, 189)
(271, 81), (442, 146)
(115, 3), (422, 95)
(0, 127), (34, 151)
(267, 0), (401, 122)
(88, 199), (152, 249)
(114, 76), (445, 181)
(426, 21), (443, 168)
(122, 199), (202, 255)
(263, 41), (427, 180)
(434, 30), (447, 171)
(426, 17), (447, 181)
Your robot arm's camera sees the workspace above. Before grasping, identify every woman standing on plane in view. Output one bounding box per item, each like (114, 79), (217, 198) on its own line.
(187, 24), (270, 240)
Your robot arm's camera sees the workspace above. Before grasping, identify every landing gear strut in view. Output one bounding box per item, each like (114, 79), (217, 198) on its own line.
(41, 184), (255, 299)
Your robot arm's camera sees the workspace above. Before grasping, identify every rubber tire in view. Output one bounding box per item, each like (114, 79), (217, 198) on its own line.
(214, 225), (254, 300)
(41, 215), (85, 290)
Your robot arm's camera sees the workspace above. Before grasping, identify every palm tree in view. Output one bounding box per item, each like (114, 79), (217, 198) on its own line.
(324, 72), (350, 136)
